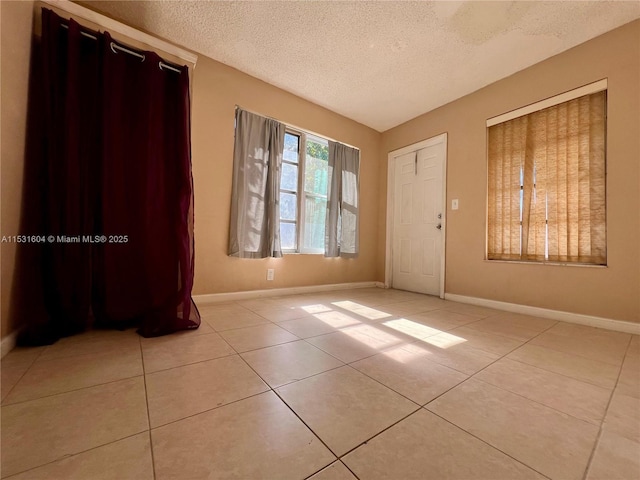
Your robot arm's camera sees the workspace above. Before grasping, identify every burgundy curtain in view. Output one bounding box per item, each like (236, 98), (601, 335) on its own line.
(19, 9), (200, 344)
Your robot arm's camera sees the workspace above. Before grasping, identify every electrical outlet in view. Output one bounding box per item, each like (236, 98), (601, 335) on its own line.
(452, 199), (459, 210)
(267, 269), (274, 281)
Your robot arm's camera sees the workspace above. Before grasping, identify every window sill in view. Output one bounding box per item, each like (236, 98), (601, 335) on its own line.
(485, 259), (607, 268)
(282, 251), (324, 256)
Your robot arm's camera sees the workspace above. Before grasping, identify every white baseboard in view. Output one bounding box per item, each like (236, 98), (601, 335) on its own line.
(444, 293), (640, 335)
(1, 330), (19, 358)
(194, 281), (381, 305)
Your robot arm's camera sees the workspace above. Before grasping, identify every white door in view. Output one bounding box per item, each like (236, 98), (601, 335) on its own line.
(391, 137), (445, 296)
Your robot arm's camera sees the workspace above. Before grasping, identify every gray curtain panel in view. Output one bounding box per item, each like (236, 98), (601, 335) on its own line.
(228, 109), (285, 258)
(325, 141), (360, 258)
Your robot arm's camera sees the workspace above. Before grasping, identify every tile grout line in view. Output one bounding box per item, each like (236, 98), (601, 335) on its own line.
(140, 324), (345, 472)
(142, 351), (238, 376)
(1, 293), (407, 474)
(522, 333), (629, 367)
(3, 338), (175, 405)
(142, 322), (306, 375)
(581, 334), (634, 480)
(0, 431), (149, 479)
(231, 351), (341, 475)
(456, 320), (626, 425)
(275, 313), (472, 407)
(302, 458), (363, 480)
(270, 303), (462, 467)
(291, 360), (453, 462)
(141, 328), (287, 431)
(414, 331), (534, 407)
(260, 363), (347, 390)
(1, 373), (145, 407)
(423, 408), (552, 480)
(232, 293), (435, 458)
(416, 320), (564, 478)
(213, 298), (471, 358)
(332, 404), (420, 460)
(146, 307), (425, 434)
(3, 334), (149, 475)
(339, 360), (429, 408)
(465, 319), (610, 397)
(338, 458), (362, 480)
(1, 343), (48, 405)
(216, 296), (563, 472)
(583, 429), (606, 480)
(500, 326), (628, 390)
(425, 319), (621, 479)
(502, 355), (617, 390)
(139, 335), (157, 480)
(148, 389), (271, 431)
(465, 318), (560, 380)
(468, 375), (604, 428)
(203, 319), (275, 333)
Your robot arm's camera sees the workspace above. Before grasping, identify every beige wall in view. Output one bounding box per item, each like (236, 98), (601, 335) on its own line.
(380, 20), (640, 322)
(190, 56), (381, 295)
(1, 0), (35, 338)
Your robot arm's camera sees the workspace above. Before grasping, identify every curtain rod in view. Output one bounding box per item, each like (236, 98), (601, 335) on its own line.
(59, 23), (182, 73)
(41, 0), (197, 66)
(235, 105), (359, 151)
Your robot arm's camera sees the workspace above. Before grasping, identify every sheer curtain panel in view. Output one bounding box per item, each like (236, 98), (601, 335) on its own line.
(325, 142), (360, 258)
(228, 109), (285, 258)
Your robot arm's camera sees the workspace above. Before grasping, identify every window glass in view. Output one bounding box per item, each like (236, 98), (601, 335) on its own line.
(303, 196), (326, 250)
(305, 138), (329, 195)
(280, 222), (296, 250)
(281, 163), (298, 191)
(280, 192), (297, 221)
(283, 133), (299, 163)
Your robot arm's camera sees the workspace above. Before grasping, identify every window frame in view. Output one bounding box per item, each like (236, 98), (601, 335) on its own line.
(279, 130), (302, 253)
(485, 79), (608, 266)
(279, 128), (330, 255)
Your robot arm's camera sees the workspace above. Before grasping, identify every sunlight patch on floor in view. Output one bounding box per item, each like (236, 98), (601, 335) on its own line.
(422, 332), (467, 349)
(341, 324), (404, 350)
(313, 311), (362, 328)
(332, 301), (392, 320)
(301, 304), (333, 314)
(382, 318), (443, 340)
(381, 345), (431, 363)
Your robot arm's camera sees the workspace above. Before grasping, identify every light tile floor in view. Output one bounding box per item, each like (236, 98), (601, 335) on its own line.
(1, 287), (639, 479)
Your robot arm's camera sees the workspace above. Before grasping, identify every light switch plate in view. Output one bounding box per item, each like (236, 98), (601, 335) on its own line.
(452, 199), (459, 210)
(267, 269), (274, 281)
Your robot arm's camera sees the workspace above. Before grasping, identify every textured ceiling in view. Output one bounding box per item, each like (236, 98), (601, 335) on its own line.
(79, 1), (640, 132)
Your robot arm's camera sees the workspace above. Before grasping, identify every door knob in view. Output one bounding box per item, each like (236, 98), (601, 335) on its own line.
(436, 223), (442, 230)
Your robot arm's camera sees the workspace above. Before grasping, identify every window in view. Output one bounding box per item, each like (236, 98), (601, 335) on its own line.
(230, 107), (359, 258)
(280, 131), (329, 253)
(487, 81), (607, 265)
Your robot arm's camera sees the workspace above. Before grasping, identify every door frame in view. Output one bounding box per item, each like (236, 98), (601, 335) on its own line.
(385, 133), (448, 298)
